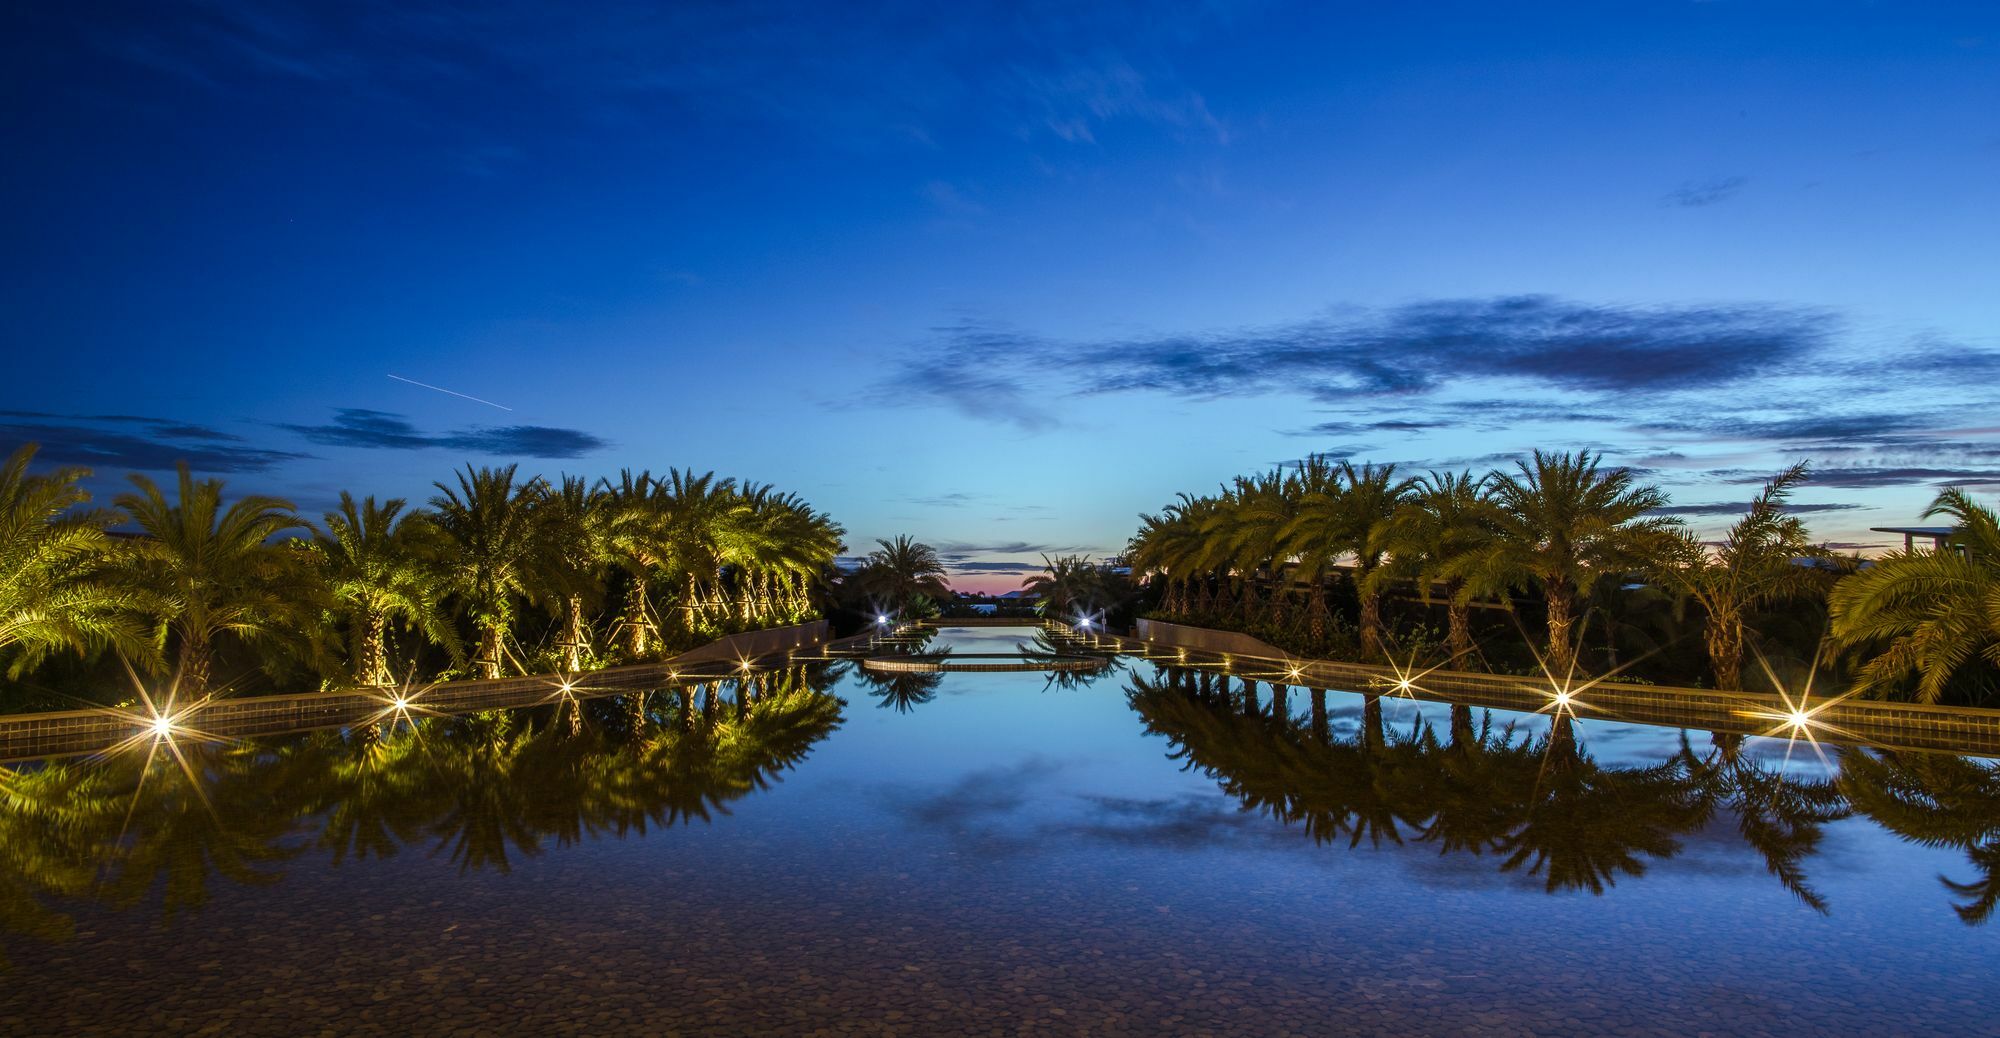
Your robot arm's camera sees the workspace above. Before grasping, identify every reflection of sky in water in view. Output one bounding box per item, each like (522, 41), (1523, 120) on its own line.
(2, 640), (1995, 1034)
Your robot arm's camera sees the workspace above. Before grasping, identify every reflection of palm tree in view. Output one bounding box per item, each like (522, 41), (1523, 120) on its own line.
(1497, 715), (1706, 894)
(1839, 747), (2000, 923)
(850, 664), (945, 713)
(1679, 736), (1848, 912)
(1403, 707), (1531, 857)
(0, 762), (113, 964)
(88, 744), (301, 921)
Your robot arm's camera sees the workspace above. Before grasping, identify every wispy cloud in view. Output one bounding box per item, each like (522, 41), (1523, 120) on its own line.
(278, 408), (610, 458)
(0, 412), (309, 473)
(886, 296), (1832, 422)
(1662, 175), (1748, 207)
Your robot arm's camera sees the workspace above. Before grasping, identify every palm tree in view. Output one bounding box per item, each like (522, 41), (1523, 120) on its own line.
(309, 492), (457, 686)
(529, 476), (613, 672)
(115, 463), (302, 696)
(655, 469), (745, 635)
(1478, 450), (1676, 678)
(1023, 553), (1104, 619)
(1658, 463), (1828, 690)
(597, 469), (669, 658)
(430, 464), (545, 679)
(1374, 470), (1505, 670)
(1285, 461), (1413, 659)
(858, 535), (951, 613)
(0, 444), (153, 675)
(1829, 487), (2000, 703)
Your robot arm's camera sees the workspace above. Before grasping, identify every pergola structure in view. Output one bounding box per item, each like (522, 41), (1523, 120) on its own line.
(1869, 525), (1958, 553)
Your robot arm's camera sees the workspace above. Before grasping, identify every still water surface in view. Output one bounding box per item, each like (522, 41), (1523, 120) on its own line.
(3, 625), (1997, 1035)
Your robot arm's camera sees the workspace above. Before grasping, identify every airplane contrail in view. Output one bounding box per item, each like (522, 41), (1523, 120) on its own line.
(387, 374), (514, 411)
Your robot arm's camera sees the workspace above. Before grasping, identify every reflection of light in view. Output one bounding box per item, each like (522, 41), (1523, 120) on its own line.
(1734, 643), (1852, 772)
(1382, 651), (1441, 700)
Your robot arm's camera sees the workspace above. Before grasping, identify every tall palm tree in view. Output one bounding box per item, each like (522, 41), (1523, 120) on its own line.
(1478, 450), (1676, 678)
(310, 493), (457, 686)
(1659, 463), (1828, 690)
(1373, 470), (1504, 670)
(115, 463), (301, 696)
(858, 535), (951, 613)
(655, 469), (746, 634)
(530, 476), (614, 672)
(0, 444), (153, 674)
(430, 464), (545, 679)
(1286, 461), (1413, 659)
(1829, 487), (2000, 703)
(597, 469), (669, 658)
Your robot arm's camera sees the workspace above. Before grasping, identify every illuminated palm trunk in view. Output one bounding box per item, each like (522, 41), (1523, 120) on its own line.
(563, 594), (586, 672)
(1543, 582), (1577, 677)
(1357, 582), (1386, 661)
(624, 581), (651, 658)
(1307, 585), (1329, 642)
(359, 609), (390, 686)
(1706, 611), (1745, 691)
(1444, 578), (1475, 671)
(177, 632), (213, 697)
(476, 624), (504, 680)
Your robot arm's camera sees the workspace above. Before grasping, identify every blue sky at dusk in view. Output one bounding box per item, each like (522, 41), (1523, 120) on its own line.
(4, 1), (1997, 592)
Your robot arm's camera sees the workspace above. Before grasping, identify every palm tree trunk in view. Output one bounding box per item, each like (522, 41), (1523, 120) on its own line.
(1359, 590), (1385, 661)
(564, 594), (586, 672)
(477, 624), (503, 680)
(1706, 613), (1745, 691)
(1544, 585), (1577, 677)
(360, 609), (390, 686)
(1444, 578), (1475, 671)
(1310, 688), (1329, 744)
(1448, 703), (1474, 749)
(178, 631), (213, 697)
(624, 579), (651, 658)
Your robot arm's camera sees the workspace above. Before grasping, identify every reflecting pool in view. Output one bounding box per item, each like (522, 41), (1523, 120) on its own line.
(4, 625), (1999, 1035)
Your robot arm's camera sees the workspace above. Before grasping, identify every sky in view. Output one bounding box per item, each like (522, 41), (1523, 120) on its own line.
(3, 1), (1997, 593)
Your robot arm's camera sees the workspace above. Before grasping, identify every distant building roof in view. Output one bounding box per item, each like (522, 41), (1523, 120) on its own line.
(1869, 526), (1957, 537)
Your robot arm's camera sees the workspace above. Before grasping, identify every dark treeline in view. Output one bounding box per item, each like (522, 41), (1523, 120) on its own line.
(1133, 664), (2000, 922)
(1128, 450), (2000, 705)
(0, 444), (847, 712)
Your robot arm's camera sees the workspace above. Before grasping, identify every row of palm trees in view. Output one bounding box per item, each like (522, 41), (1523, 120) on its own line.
(1131, 665), (2000, 921)
(1129, 449), (1999, 703)
(0, 443), (846, 700)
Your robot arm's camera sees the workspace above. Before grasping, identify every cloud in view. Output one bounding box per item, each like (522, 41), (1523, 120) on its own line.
(1719, 466), (2000, 490)
(1648, 502), (1864, 517)
(1290, 418), (1445, 437)
(886, 296), (1832, 424)
(279, 408), (610, 458)
(0, 413), (311, 473)
(949, 561), (1045, 573)
(904, 491), (980, 507)
(1662, 176), (1748, 207)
